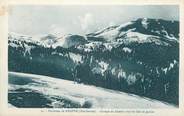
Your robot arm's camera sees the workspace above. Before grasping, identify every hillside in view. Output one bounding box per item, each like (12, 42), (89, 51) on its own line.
(8, 18), (179, 105)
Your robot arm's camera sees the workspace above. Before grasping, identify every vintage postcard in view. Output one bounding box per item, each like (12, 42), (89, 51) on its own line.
(0, 0), (184, 116)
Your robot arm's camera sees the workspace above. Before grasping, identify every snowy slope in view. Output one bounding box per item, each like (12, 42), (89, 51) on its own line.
(8, 72), (176, 108)
(8, 18), (179, 106)
(8, 18), (178, 51)
(87, 18), (179, 44)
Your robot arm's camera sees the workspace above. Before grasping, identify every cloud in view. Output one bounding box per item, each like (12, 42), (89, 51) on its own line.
(108, 21), (117, 27)
(9, 5), (179, 36)
(78, 13), (95, 33)
(49, 24), (67, 36)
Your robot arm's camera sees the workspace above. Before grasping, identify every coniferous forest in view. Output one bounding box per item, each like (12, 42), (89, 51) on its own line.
(8, 18), (179, 106)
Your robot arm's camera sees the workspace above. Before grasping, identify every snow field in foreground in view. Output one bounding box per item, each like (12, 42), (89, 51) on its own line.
(8, 72), (176, 108)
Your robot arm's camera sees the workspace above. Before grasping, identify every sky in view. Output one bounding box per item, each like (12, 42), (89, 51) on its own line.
(8, 5), (179, 37)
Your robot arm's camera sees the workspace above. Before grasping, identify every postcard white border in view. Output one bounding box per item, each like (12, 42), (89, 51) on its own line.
(0, 0), (184, 116)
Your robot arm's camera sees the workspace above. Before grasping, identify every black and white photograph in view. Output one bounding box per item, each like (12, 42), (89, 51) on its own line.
(7, 5), (179, 109)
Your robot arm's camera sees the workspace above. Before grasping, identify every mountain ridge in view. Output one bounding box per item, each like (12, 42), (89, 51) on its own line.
(8, 18), (179, 105)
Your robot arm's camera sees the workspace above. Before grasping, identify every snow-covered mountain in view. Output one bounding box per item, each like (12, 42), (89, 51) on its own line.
(8, 18), (179, 106)
(8, 18), (179, 52)
(87, 18), (179, 42)
(40, 34), (58, 47)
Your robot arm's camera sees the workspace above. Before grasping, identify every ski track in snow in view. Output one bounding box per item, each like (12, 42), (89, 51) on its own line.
(8, 72), (176, 109)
